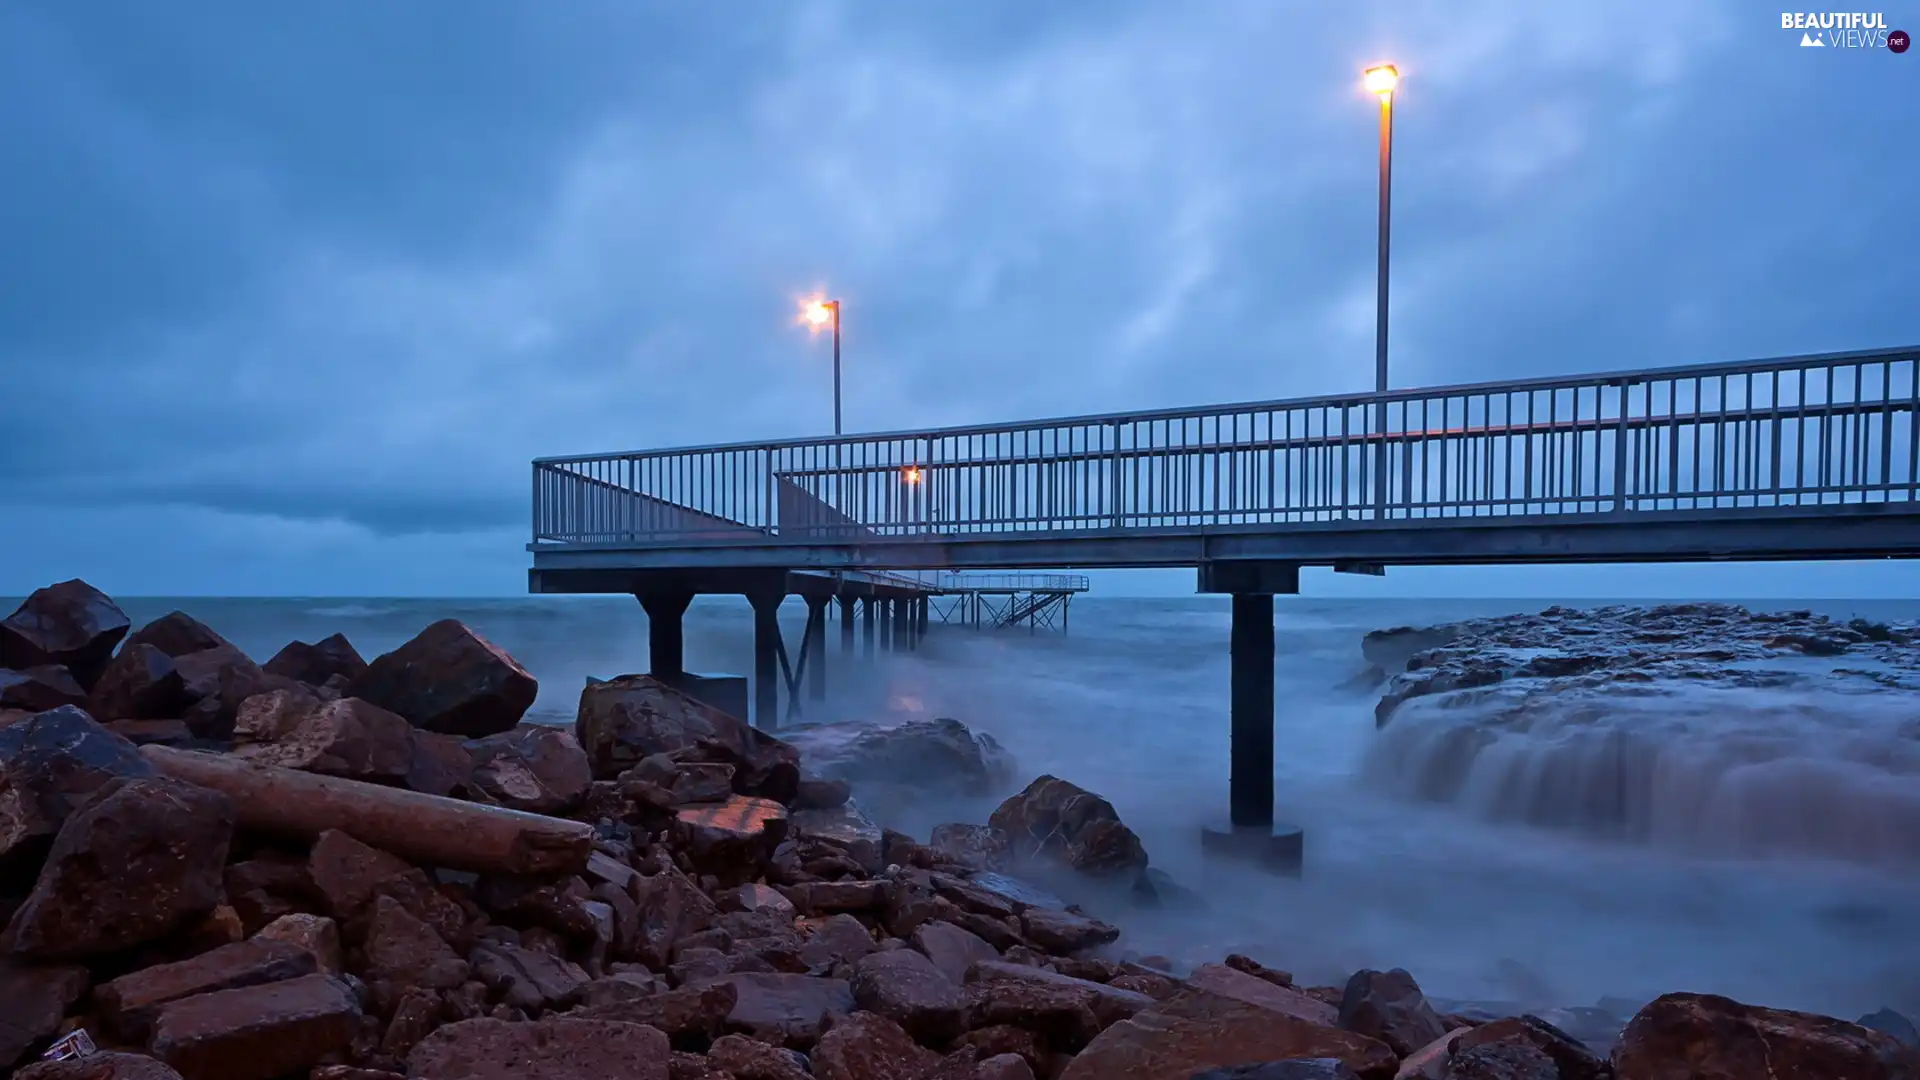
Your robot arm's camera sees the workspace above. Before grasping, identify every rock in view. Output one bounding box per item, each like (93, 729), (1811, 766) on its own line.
(1860, 1008), (1920, 1049)
(349, 619), (537, 737)
(695, 972), (854, 1049)
(381, 985), (441, 1058)
(1190, 1062), (1362, 1080)
(406, 730), (477, 798)
(791, 800), (885, 875)
(966, 962), (1154, 1048)
(567, 981), (738, 1046)
(987, 775), (1148, 879)
(811, 1010), (940, 1080)
(124, 612), (233, 660)
(928, 824), (1013, 873)
(1393, 1027), (1468, 1079)
(149, 972), (362, 1080)
(706, 1032), (813, 1080)
(673, 795), (789, 883)
(263, 634), (369, 687)
(1335, 968), (1449, 1057)
(0, 580), (130, 688)
(1613, 992), (1920, 1080)
(16, 1053), (187, 1079)
(10, 776), (234, 960)
(1190, 964), (1337, 1026)
(976, 1054), (1039, 1080)
(719, 882), (797, 920)
(798, 879), (889, 915)
(1224, 954), (1294, 988)
(0, 666), (88, 712)
(851, 947), (967, 1043)
(801, 913), (879, 973)
(1449, 1015), (1605, 1080)
(94, 938), (319, 1040)
(784, 717), (1016, 796)
(575, 675), (799, 799)
(407, 1015), (671, 1080)
(231, 694), (414, 783)
(795, 773), (853, 810)
(470, 941), (590, 1013)
(174, 645), (292, 740)
(1056, 990), (1397, 1080)
(912, 920), (1001, 985)
(0, 960), (89, 1070)
(307, 829), (413, 920)
(1019, 907), (1120, 953)
(252, 913), (342, 974)
(1448, 1040), (1560, 1079)
(467, 725), (593, 815)
(360, 895), (470, 993)
(103, 719), (199, 748)
(0, 705), (154, 882)
(86, 644), (190, 721)
(633, 866), (719, 970)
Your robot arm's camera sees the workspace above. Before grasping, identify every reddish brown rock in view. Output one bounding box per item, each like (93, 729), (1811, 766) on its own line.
(987, 775), (1147, 880)
(798, 879), (888, 915)
(0, 666), (88, 712)
(0, 960), (90, 1070)
(231, 693), (414, 783)
(252, 913), (342, 974)
(575, 675), (799, 800)
(87, 644), (190, 721)
(800, 913), (879, 974)
(976, 1053), (1039, 1080)
(1191, 963), (1338, 1026)
(969, 961), (1154, 1032)
(1612, 992), (1920, 1080)
(124, 612), (233, 660)
(263, 633), (369, 688)
(693, 971), (854, 1049)
(360, 895), (470, 993)
(174, 645), (297, 740)
(405, 730), (476, 798)
(851, 946), (967, 1043)
(349, 620), (537, 738)
(629, 865), (719, 970)
(1335, 968), (1449, 1058)
(957, 1025), (1050, 1075)
(308, 829), (413, 920)
(567, 981), (738, 1046)
(811, 1010), (940, 1080)
(0, 705), (154, 880)
(913, 920), (1001, 986)
(471, 940), (590, 1013)
(10, 776), (234, 960)
(1223, 953), (1295, 988)
(14, 1052), (186, 1079)
(0, 580), (130, 688)
(149, 972), (362, 1080)
(1056, 990), (1396, 1080)
(380, 986), (441, 1059)
(95, 938), (319, 1040)
(673, 795), (789, 885)
(707, 1032), (813, 1080)
(407, 1015), (672, 1079)
(1019, 907), (1119, 953)
(467, 725), (593, 815)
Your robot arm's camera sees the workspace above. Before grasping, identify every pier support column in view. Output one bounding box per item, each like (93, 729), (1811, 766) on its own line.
(806, 594), (829, 704)
(840, 596), (855, 655)
(1196, 560), (1305, 876)
(863, 598), (876, 657)
(637, 591), (692, 678)
(748, 590), (783, 731)
(890, 599), (906, 651)
(916, 597), (929, 639)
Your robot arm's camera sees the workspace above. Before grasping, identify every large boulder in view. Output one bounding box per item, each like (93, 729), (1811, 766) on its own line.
(87, 644), (191, 721)
(350, 619), (537, 737)
(467, 725), (593, 815)
(1612, 992), (1920, 1080)
(576, 675), (799, 799)
(0, 666), (88, 713)
(1057, 990), (1397, 1080)
(9, 776), (235, 960)
(0, 580), (130, 688)
(124, 611), (235, 659)
(1335, 968), (1449, 1058)
(230, 691), (414, 783)
(781, 717), (1016, 796)
(987, 775), (1149, 880)
(0, 705), (155, 883)
(174, 646), (295, 740)
(262, 633), (368, 688)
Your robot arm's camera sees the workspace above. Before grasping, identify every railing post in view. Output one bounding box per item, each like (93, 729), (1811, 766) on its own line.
(1612, 379), (1633, 512)
(1107, 420), (1123, 529)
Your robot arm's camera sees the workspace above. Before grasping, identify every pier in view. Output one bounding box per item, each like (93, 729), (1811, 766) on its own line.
(528, 345), (1920, 869)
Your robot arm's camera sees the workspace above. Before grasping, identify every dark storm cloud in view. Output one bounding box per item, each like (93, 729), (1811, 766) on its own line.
(2, 1), (1916, 572)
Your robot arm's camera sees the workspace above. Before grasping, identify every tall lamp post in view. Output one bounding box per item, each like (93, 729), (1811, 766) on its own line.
(803, 298), (843, 435)
(1362, 63), (1399, 514)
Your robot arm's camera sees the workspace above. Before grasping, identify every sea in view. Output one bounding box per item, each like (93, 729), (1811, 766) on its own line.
(68, 594), (1920, 1023)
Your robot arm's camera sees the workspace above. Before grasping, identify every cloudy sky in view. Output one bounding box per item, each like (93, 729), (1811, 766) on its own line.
(3, 1), (1916, 598)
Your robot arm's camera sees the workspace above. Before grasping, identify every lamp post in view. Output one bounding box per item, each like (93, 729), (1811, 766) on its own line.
(803, 298), (843, 435)
(1362, 63), (1399, 515)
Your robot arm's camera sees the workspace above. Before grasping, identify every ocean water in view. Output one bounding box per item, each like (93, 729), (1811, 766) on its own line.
(69, 594), (1920, 1021)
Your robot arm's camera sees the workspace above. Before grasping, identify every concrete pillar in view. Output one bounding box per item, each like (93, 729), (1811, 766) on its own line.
(1228, 592), (1275, 828)
(839, 596), (855, 655)
(862, 597), (876, 657)
(637, 592), (692, 677)
(748, 591), (783, 731)
(890, 599), (906, 651)
(916, 597), (929, 638)
(806, 594), (829, 704)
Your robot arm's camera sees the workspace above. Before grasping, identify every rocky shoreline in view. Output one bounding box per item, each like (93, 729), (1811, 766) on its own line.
(3, 579), (1919, 1079)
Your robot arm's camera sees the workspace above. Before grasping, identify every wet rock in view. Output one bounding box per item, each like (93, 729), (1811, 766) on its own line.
(87, 644), (190, 721)
(263, 633), (369, 688)
(95, 938), (319, 1040)
(800, 913), (878, 973)
(15, 1052), (187, 1079)
(783, 717), (1016, 796)
(174, 645), (291, 740)
(988, 775), (1148, 879)
(0, 666), (88, 712)
(467, 725), (593, 815)
(252, 913), (342, 974)
(0, 580), (130, 688)
(673, 795), (789, 884)
(852, 947), (967, 1043)
(568, 981), (738, 1047)
(231, 693), (414, 783)
(719, 882), (797, 920)
(0, 705), (154, 882)
(695, 971), (854, 1049)
(966, 961), (1154, 1047)
(912, 920), (1001, 985)
(124, 612), (233, 660)
(408, 1015), (671, 1079)
(1335, 968), (1449, 1057)
(11, 776), (234, 960)
(1613, 992), (1920, 1080)
(1190, 1061), (1362, 1080)
(349, 619), (537, 738)
(1056, 990), (1397, 1080)
(149, 972), (362, 1080)
(706, 1032), (813, 1080)
(791, 800), (885, 875)
(797, 879), (888, 915)
(1019, 907), (1120, 953)
(470, 940), (590, 1013)
(795, 772), (852, 810)
(633, 866), (719, 970)
(929, 824), (1013, 873)
(1190, 964), (1337, 1026)
(811, 1009), (939, 1080)
(0, 960), (90, 1070)
(576, 675), (800, 800)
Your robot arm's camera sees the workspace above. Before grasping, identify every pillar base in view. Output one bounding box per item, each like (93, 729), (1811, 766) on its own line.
(1199, 819), (1305, 877)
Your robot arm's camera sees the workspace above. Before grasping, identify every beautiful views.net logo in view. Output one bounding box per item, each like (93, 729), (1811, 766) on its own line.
(1781, 11), (1910, 50)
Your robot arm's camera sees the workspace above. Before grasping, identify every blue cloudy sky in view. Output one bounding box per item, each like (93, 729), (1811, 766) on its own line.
(3, 2), (1916, 598)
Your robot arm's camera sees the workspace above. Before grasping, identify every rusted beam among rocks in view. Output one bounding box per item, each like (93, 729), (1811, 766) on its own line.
(139, 746), (593, 877)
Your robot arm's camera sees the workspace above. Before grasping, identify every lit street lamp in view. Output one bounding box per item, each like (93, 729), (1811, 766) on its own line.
(802, 298), (843, 435)
(1363, 63), (1399, 514)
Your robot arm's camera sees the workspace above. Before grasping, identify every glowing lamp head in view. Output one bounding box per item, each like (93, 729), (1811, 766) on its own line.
(903, 465), (923, 485)
(802, 299), (837, 328)
(1362, 64), (1400, 99)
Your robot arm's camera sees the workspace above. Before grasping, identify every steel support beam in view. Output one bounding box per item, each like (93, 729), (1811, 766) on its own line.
(636, 591), (692, 678)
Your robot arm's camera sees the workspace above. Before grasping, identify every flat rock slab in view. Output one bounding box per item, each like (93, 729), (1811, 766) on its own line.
(408, 1016), (671, 1080)
(1057, 990), (1398, 1080)
(1190, 963), (1339, 1026)
(150, 972), (361, 1080)
(96, 938), (318, 1040)
(695, 972), (855, 1049)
